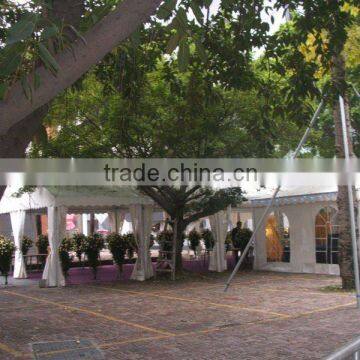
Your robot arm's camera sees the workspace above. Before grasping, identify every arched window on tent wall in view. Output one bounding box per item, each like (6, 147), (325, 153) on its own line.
(265, 211), (290, 263)
(315, 207), (339, 264)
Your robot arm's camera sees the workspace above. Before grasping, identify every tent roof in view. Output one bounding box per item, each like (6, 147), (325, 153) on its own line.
(0, 186), (154, 214)
(245, 186), (342, 207)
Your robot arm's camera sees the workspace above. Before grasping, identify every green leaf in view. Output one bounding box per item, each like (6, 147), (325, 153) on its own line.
(157, 0), (177, 20)
(130, 29), (141, 49)
(178, 39), (190, 72)
(34, 73), (41, 90)
(37, 43), (60, 74)
(6, 15), (36, 45)
(0, 53), (22, 77)
(21, 76), (32, 101)
(166, 31), (182, 54)
(195, 38), (207, 62)
(66, 25), (87, 45)
(172, 7), (188, 35)
(41, 25), (59, 40)
(190, 4), (204, 24)
(0, 83), (8, 100)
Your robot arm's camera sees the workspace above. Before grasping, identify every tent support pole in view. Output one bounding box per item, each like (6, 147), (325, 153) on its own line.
(339, 95), (360, 308)
(352, 85), (360, 100)
(224, 99), (325, 292)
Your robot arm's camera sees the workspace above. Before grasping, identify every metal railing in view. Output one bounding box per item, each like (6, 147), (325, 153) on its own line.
(325, 337), (360, 360)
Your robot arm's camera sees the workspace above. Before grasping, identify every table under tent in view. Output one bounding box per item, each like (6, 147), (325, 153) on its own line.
(0, 186), (231, 287)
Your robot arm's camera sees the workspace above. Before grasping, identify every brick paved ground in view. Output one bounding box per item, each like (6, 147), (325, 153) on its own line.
(0, 271), (359, 359)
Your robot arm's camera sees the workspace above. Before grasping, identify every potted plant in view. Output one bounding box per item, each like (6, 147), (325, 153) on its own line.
(202, 229), (215, 251)
(59, 238), (73, 278)
(36, 234), (49, 266)
(83, 233), (104, 279)
(230, 222), (253, 264)
(157, 230), (173, 258)
(107, 233), (127, 278)
(72, 233), (86, 265)
(123, 233), (136, 260)
(0, 235), (16, 285)
(21, 236), (33, 256)
(188, 229), (201, 257)
(36, 234), (49, 254)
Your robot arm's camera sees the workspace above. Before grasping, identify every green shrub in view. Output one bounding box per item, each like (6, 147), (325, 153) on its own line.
(202, 229), (215, 250)
(231, 228), (253, 251)
(72, 233), (86, 263)
(188, 229), (201, 255)
(149, 234), (155, 249)
(21, 236), (33, 256)
(225, 232), (232, 252)
(83, 233), (104, 279)
(59, 238), (73, 278)
(157, 230), (173, 253)
(0, 235), (16, 285)
(36, 234), (49, 254)
(123, 233), (136, 260)
(107, 233), (127, 275)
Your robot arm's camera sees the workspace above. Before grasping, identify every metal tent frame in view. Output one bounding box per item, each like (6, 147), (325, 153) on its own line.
(224, 91), (360, 309)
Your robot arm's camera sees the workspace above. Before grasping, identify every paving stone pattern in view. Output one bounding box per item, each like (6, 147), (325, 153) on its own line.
(0, 271), (359, 359)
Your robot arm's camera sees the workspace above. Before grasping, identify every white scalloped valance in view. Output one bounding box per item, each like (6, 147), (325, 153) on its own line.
(0, 186), (154, 214)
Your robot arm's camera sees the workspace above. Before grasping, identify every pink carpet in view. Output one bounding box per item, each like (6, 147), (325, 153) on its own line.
(26, 256), (237, 285)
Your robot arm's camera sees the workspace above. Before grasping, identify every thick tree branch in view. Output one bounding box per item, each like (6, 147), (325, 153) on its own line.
(139, 186), (174, 216)
(0, 105), (49, 157)
(153, 186), (177, 204)
(0, 0), (162, 135)
(184, 207), (222, 226)
(184, 185), (201, 198)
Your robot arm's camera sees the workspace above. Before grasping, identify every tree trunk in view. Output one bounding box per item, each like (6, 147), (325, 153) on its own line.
(172, 216), (185, 274)
(331, 51), (357, 289)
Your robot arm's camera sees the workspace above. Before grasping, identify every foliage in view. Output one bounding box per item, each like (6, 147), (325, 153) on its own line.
(0, 0), (117, 100)
(123, 232), (136, 260)
(11, 186), (36, 198)
(202, 229), (215, 250)
(21, 236), (33, 256)
(59, 237), (73, 277)
(0, 1), (74, 99)
(0, 235), (16, 285)
(82, 233), (104, 279)
(263, 0), (360, 155)
(157, 230), (173, 253)
(225, 232), (232, 252)
(230, 226), (253, 252)
(149, 234), (155, 249)
(107, 233), (127, 272)
(36, 234), (49, 255)
(72, 233), (86, 263)
(188, 229), (201, 253)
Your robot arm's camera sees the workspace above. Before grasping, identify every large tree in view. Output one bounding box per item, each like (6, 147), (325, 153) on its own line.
(265, 1), (359, 288)
(28, 11), (286, 269)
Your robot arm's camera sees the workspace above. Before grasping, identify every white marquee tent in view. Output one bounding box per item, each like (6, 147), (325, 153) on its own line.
(0, 186), (157, 286)
(232, 186), (360, 276)
(0, 186), (230, 286)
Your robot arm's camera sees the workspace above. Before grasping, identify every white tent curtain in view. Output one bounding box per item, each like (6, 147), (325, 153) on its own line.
(42, 206), (67, 287)
(209, 211), (228, 272)
(108, 210), (126, 234)
(10, 210), (27, 279)
(130, 204), (154, 281)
